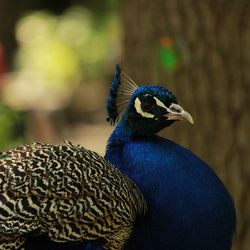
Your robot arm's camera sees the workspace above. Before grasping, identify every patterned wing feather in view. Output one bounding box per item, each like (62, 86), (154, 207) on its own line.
(0, 141), (147, 250)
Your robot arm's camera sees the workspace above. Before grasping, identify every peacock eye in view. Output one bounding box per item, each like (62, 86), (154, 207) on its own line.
(140, 95), (157, 112)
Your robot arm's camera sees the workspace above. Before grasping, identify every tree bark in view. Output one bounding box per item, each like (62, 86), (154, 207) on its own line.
(120, 1), (250, 249)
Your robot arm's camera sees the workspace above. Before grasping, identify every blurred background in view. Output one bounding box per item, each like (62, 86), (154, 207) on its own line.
(0, 0), (249, 249)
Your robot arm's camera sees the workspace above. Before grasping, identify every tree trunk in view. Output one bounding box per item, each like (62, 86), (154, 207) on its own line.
(120, 1), (250, 249)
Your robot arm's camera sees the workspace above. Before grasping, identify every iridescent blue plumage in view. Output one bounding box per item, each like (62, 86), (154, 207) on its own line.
(106, 64), (122, 125)
(105, 66), (236, 250)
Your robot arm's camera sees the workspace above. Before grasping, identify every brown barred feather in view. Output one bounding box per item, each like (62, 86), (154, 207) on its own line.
(0, 140), (147, 250)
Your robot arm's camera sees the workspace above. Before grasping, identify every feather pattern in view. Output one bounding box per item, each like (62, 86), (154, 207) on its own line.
(0, 140), (147, 250)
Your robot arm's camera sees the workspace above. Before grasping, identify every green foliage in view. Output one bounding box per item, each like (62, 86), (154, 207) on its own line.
(158, 36), (184, 72)
(15, 6), (121, 82)
(0, 105), (26, 150)
(159, 47), (179, 71)
(2, 5), (121, 112)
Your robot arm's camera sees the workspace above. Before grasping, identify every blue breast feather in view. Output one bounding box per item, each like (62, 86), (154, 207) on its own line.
(105, 135), (236, 250)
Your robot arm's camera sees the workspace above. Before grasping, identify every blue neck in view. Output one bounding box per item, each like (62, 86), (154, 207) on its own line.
(108, 119), (130, 144)
(105, 119), (131, 164)
(107, 117), (158, 146)
(106, 118), (157, 160)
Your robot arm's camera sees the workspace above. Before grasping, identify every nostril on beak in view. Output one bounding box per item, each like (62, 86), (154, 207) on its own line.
(170, 107), (181, 113)
(169, 104), (182, 113)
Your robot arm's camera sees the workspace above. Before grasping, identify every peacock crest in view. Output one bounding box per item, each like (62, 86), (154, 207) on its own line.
(106, 64), (138, 125)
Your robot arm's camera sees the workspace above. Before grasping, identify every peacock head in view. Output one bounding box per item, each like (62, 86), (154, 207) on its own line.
(106, 65), (193, 137)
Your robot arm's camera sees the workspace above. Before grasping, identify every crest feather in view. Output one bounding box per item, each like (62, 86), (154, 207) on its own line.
(106, 64), (138, 125)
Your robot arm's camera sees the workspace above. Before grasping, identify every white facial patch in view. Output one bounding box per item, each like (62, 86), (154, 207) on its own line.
(134, 97), (155, 118)
(154, 97), (179, 114)
(153, 97), (168, 110)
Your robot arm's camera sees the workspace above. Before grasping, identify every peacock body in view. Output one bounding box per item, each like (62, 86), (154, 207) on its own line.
(0, 140), (146, 250)
(105, 65), (236, 250)
(0, 64), (236, 250)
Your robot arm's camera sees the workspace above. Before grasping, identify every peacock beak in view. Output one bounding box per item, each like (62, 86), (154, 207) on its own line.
(163, 103), (194, 124)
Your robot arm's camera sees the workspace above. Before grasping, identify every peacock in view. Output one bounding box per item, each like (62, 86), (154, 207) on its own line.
(0, 140), (147, 250)
(105, 64), (236, 250)
(0, 64), (236, 250)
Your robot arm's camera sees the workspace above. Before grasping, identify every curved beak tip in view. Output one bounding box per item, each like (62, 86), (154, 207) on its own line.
(185, 112), (194, 124)
(189, 117), (194, 124)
